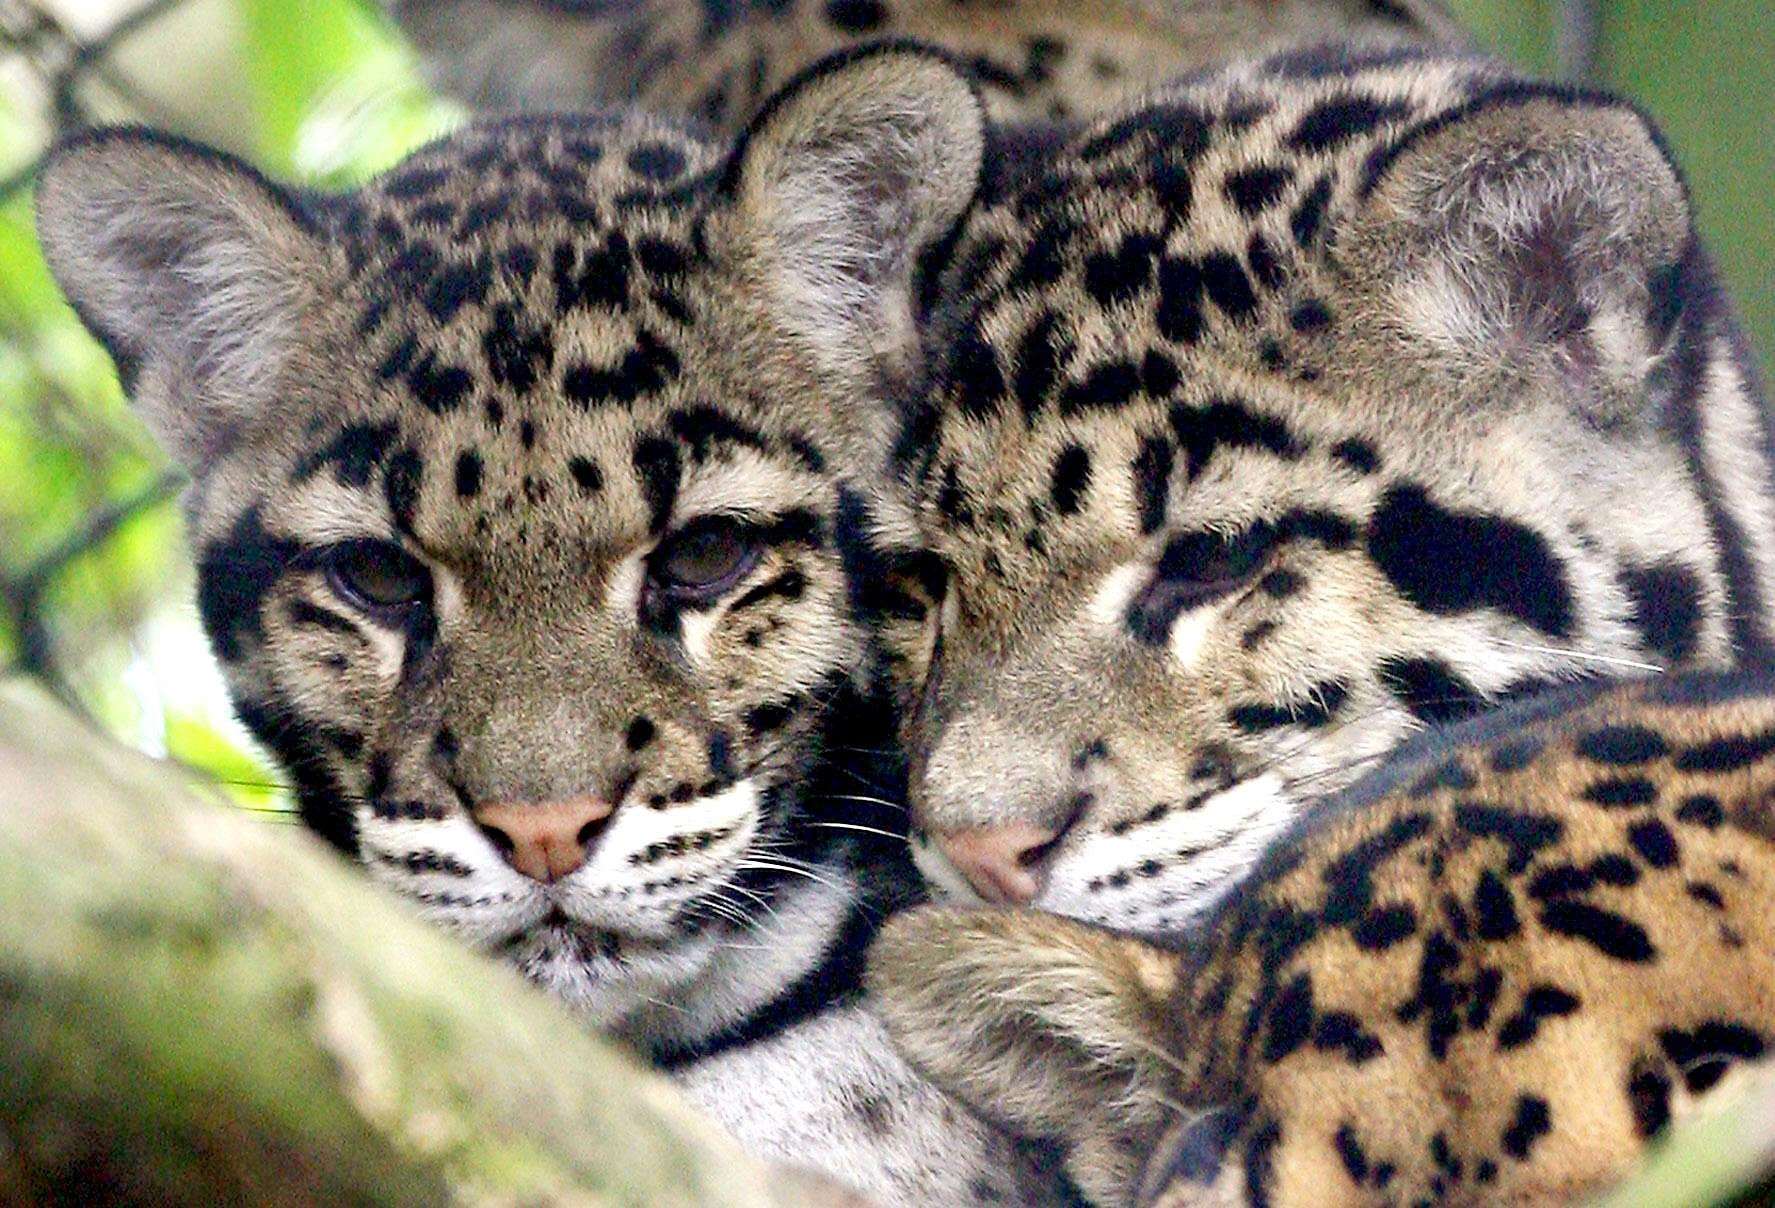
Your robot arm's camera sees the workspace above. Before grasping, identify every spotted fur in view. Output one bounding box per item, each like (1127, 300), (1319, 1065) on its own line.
(874, 46), (1775, 936)
(34, 49), (1068, 1205)
(385, 0), (1465, 130)
(872, 669), (1775, 1205)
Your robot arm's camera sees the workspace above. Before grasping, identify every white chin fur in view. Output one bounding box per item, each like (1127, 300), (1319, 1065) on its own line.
(361, 779), (767, 1022)
(510, 920), (727, 1030)
(1039, 771), (1296, 933)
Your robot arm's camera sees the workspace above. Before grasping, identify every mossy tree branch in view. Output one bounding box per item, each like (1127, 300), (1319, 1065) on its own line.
(0, 679), (851, 1206)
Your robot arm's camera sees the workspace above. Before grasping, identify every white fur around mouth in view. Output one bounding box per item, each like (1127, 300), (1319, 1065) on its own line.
(363, 778), (762, 945)
(917, 772), (1296, 933)
(1042, 770), (1295, 932)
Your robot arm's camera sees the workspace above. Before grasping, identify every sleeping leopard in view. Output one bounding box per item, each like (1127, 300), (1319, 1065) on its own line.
(804, 39), (1774, 1207)
(872, 669), (1775, 1205)
(34, 54), (1066, 1206)
(863, 43), (1775, 943)
(383, 0), (1465, 130)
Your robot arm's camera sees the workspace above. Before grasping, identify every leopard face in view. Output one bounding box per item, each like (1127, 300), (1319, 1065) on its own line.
(36, 51), (986, 1049)
(872, 670), (1775, 1206)
(880, 48), (1775, 936)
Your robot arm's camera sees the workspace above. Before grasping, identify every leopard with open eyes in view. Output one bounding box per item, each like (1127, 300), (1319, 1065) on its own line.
(34, 52), (1092, 1206)
(873, 669), (1775, 1205)
(384, 0), (1465, 132)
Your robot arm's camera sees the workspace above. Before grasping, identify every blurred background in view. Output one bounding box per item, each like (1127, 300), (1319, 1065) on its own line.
(0, 0), (1770, 810)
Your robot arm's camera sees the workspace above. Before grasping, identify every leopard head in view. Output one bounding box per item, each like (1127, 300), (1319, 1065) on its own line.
(36, 45), (985, 1045)
(888, 52), (1764, 933)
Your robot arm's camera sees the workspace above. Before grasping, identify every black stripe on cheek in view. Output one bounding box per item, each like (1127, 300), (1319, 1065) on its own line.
(1366, 484), (1574, 637)
(197, 507), (302, 662)
(1228, 680), (1348, 732)
(287, 598), (360, 637)
(236, 695), (357, 854)
(1377, 656), (1484, 723)
(731, 570), (807, 611)
(1619, 561), (1703, 662)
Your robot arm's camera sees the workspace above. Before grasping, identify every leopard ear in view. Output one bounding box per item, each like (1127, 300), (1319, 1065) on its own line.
(867, 905), (1180, 1204)
(1360, 0), (1470, 43)
(1338, 87), (1695, 412)
(36, 127), (324, 468)
(722, 43), (985, 387)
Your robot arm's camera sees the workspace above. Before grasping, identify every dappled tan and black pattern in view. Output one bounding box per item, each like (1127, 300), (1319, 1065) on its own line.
(873, 669), (1775, 1205)
(899, 45), (1775, 936)
(33, 48), (1058, 1203)
(387, 0), (1465, 132)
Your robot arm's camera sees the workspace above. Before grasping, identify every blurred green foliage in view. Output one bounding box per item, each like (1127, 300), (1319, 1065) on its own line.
(0, 0), (1768, 799)
(0, 0), (456, 807)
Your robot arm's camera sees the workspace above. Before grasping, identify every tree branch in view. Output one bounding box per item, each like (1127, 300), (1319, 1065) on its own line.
(0, 680), (858, 1205)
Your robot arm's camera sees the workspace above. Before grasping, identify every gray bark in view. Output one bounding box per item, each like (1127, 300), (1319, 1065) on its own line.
(0, 679), (853, 1206)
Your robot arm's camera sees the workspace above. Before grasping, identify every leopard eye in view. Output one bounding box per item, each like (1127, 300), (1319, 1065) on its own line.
(1157, 522), (1278, 590)
(649, 518), (759, 604)
(324, 540), (431, 616)
(1127, 522), (1277, 643)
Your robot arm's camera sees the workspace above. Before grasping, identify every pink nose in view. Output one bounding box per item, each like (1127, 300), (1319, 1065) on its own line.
(933, 823), (1061, 905)
(472, 796), (615, 882)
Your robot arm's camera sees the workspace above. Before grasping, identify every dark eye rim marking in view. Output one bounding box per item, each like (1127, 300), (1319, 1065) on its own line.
(646, 515), (765, 609)
(316, 539), (433, 622)
(1127, 522), (1281, 644)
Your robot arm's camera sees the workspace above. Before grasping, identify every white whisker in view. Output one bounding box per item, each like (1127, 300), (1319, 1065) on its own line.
(735, 857), (855, 899)
(803, 820), (909, 842)
(1491, 639), (1664, 674)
